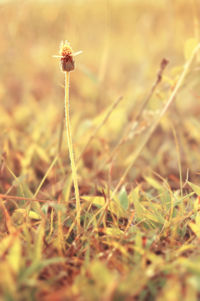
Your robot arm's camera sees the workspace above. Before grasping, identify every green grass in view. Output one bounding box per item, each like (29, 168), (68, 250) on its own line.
(0, 0), (200, 300)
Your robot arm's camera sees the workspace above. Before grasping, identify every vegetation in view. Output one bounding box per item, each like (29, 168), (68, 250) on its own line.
(0, 0), (200, 300)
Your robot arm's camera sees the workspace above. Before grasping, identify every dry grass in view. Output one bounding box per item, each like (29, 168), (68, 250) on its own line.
(0, 0), (200, 300)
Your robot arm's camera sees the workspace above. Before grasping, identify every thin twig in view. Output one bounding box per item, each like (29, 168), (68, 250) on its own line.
(0, 193), (77, 205)
(0, 193), (54, 203)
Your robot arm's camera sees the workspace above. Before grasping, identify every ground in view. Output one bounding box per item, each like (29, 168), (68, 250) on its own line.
(0, 0), (200, 300)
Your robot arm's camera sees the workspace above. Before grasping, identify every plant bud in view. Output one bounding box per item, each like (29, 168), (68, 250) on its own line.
(60, 40), (75, 72)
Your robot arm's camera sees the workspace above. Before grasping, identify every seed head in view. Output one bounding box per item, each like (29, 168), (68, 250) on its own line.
(60, 40), (75, 72)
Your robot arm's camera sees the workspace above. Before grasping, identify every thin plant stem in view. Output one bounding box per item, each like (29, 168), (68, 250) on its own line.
(76, 96), (123, 163)
(88, 44), (200, 229)
(58, 109), (65, 154)
(105, 59), (169, 166)
(33, 155), (58, 198)
(112, 43), (200, 197)
(64, 71), (81, 233)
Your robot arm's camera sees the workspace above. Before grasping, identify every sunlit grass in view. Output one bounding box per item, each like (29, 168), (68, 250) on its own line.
(0, 0), (200, 300)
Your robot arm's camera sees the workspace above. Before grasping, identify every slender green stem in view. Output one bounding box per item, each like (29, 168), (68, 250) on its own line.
(64, 71), (80, 233)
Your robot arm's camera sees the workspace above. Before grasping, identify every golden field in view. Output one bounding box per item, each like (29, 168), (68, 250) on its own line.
(0, 0), (200, 300)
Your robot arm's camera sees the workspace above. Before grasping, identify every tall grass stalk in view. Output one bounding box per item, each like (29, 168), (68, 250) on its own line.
(54, 41), (82, 233)
(64, 71), (81, 233)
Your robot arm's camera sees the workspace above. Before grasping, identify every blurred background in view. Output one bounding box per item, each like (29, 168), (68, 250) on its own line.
(0, 0), (200, 196)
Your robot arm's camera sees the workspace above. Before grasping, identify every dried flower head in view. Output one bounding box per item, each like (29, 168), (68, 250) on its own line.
(60, 40), (75, 72)
(53, 40), (82, 73)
